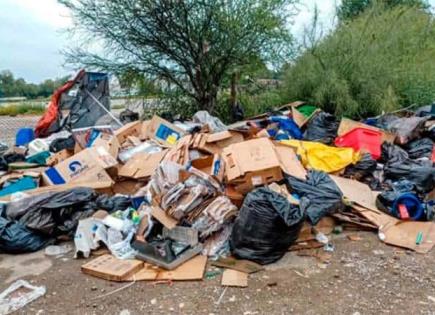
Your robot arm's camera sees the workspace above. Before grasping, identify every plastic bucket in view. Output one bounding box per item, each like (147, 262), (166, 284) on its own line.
(335, 127), (381, 160)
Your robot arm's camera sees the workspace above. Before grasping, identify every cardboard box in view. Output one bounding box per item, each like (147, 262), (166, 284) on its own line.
(91, 132), (120, 158)
(114, 121), (142, 144)
(139, 120), (150, 140)
(81, 255), (143, 282)
(223, 138), (283, 194)
(46, 149), (73, 166)
(147, 115), (185, 146)
(118, 150), (167, 179)
(42, 147), (117, 185)
(190, 154), (225, 182)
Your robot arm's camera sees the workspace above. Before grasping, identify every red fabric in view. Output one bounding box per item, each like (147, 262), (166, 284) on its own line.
(35, 70), (86, 137)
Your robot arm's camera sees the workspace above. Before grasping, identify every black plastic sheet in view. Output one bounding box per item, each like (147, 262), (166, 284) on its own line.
(230, 187), (305, 265)
(286, 170), (343, 225)
(303, 112), (339, 144)
(403, 138), (433, 160)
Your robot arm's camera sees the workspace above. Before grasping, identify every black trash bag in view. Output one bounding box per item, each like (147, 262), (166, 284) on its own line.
(230, 187), (305, 265)
(0, 216), (54, 254)
(0, 153), (26, 171)
(6, 187), (98, 236)
(403, 138), (433, 160)
(95, 195), (132, 212)
(384, 159), (435, 193)
(119, 109), (140, 124)
(344, 153), (377, 179)
(380, 142), (409, 164)
(49, 135), (76, 153)
(385, 116), (427, 145)
(286, 170), (343, 225)
(303, 112), (339, 144)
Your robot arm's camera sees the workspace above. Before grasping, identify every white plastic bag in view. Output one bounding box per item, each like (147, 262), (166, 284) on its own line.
(0, 280), (46, 315)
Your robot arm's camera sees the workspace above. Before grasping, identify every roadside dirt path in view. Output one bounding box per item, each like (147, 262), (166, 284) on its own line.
(1, 231), (434, 315)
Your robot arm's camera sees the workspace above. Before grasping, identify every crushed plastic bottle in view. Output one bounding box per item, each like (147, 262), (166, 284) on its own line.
(44, 244), (72, 257)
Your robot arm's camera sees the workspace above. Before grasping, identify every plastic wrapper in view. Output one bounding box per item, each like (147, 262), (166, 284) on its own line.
(303, 112), (339, 144)
(118, 141), (162, 163)
(286, 170), (343, 225)
(192, 110), (227, 132)
(230, 187), (305, 265)
(0, 280), (46, 315)
(403, 138), (434, 160)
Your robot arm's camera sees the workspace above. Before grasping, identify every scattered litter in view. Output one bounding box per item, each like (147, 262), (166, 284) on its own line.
(0, 280), (46, 315)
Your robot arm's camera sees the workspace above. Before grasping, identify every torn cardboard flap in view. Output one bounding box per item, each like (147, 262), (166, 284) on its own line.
(273, 142), (306, 179)
(147, 115), (185, 146)
(150, 205), (178, 229)
(331, 175), (378, 210)
(211, 257), (263, 274)
(114, 121), (142, 144)
(118, 150), (167, 179)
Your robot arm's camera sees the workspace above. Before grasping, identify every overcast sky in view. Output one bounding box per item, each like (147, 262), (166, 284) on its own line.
(0, 0), (427, 83)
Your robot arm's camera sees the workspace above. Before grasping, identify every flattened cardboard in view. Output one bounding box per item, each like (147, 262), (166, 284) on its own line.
(147, 115), (185, 146)
(196, 131), (245, 154)
(337, 118), (395, 143)
(128, 255), (207, 281)
(139, 120), (151, 140)
(118, 151), (167, 179)
(211, 257), (263, 274)
(274, 143), (306, 179)
(381, 221), (435, 254)
(221, 269), (248, 287)
(114, 121), (142, 144)
(81, 255), (143, 281)
(42, 147), (117, 185)
(92, 133), (120, 158)
(331, 175), (377, 210)
(150, 205), (178, 229)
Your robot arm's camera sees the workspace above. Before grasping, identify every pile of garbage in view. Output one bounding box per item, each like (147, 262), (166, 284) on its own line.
(0, 74), (434, 288)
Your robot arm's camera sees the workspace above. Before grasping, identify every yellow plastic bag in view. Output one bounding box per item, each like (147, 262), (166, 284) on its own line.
(280, 140), (360, 173)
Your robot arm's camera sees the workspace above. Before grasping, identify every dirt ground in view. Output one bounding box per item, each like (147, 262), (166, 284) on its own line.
(1, 231), (435, 315)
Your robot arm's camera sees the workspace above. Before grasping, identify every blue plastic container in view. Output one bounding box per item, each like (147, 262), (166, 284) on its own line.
(15, 128), (35, 146)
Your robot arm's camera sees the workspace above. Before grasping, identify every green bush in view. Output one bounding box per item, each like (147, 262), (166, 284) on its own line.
(282, 5), (435, 118)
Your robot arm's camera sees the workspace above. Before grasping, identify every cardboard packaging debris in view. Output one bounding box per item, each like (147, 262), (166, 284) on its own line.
(46, 149), (73, 166)
(223, 138), (305, 194)
(190, 154), (225, 182)
(118, 150), (168, 179)
(81, 255), (143, 281)
(211, 257), (263, 274)
(126, 255), (207, 281)
(221, 269), (248, 287)
(42, 147), (117, 185)
(91, 132), (120, 158)
(193, 130), (245, 154)
(114, 121), (142, 144)
(147, 115), (185, 146)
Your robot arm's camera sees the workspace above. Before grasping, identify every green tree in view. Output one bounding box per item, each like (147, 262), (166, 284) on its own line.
(338, 0), (429, 21)
(282, 5), (435, 118)
(60, 0), (296, 113)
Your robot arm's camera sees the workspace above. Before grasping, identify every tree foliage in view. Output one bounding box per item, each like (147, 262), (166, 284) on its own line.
(282, 5), (435, 118)
(60, 0), (296, 113)
(338, 0), (429, 21)
(0, 70), (69, 99)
